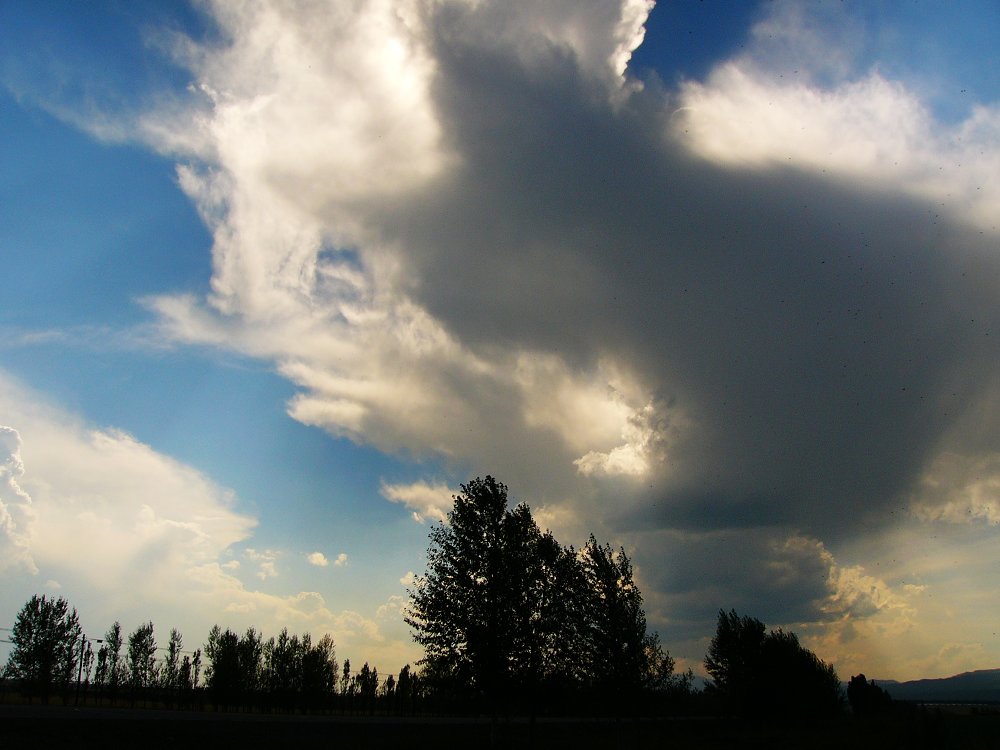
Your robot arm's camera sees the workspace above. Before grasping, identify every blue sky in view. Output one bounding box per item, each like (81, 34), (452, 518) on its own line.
(3, 0), (1000, 681)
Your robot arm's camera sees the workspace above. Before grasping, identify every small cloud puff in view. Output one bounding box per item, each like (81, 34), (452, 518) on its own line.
(245, 548), (279, 580)
(307, 551), (329, 567)
(307, 551), (346, 567)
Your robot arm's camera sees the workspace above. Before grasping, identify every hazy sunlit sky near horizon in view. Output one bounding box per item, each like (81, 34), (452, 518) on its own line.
(3, 0), (1000, 682)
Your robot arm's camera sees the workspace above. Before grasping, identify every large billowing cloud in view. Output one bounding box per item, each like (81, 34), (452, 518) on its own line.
(134, 0), (1000, 677)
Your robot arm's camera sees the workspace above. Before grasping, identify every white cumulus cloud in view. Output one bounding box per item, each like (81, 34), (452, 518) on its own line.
(307, 551), (329, 567)
(0, 425), (37, 573)
(380, 480), (454, 524)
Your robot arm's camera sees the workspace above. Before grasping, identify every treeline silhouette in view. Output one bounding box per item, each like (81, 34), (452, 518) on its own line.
(704, 609), (842, 717)
(0, 600), (893, 719)
(3, 475), (898, 721)
(1, 600), (424, 714)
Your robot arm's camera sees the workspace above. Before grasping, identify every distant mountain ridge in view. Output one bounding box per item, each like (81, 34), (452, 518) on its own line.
(869, 669), (1000, 703)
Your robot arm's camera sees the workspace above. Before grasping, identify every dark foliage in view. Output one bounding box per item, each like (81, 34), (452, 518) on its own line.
(3, 594), (82, 703)
(406, 477), (539, 699)
(705, 609), (842, 718)
(127, 621), (158, 694)
(202, 624), (341, 711)
(579, 535), (676, 695)
(405, 476), (682, 713)
(847, 673), (893, 716)
(93, 621), (125, 702)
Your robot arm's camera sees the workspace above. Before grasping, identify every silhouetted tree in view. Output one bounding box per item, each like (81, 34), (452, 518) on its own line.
(705, 609), (841, 717)
(527, 532), (591, 689)
(340, 658), (352, 697)
(407, 476), (516, 700)
(191, 648), (202, 688)
(178, 654), (193, 691)
(161, 628), (183, 691)
(4, 595), (82, 703)
(405, 476), (583, 708)
(354, 661), (379, 713)
(81, 638), (95, 684)
(94, 621), (125, 703)
(847, 673), (893, 716)
(760, 628), (842, 717)
(382, 673), (396, 700)
(127, 621), (158, 697)
(396, 663), (419, 715)
(705, 609), (766, 714)
(580, 536), (676, 697)
(505, 509), (592, 697)
(163, 646), (200, 708)
(300, 633), (338, 709)
(237, 627), (263, 696)
(263, 628), (298, 704)
(204, 625), (241, 706)
(408, 476), (681, 717)
(94, 646), (109, 692)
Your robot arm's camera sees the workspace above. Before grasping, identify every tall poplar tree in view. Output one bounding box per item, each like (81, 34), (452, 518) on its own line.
(127, 621), (158, 692)
(406, 476), (532, 699)
(4, 595), (82, 703)
(579, 536), (674, 694)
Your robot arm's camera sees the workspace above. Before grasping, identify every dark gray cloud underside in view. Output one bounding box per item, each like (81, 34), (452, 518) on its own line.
(380, 17), (1000, 538)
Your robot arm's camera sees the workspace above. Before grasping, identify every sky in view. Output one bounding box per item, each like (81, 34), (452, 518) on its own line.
(2, 0), (1000, 683)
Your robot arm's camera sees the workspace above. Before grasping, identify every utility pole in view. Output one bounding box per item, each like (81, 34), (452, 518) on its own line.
(75, 635), (87, 706)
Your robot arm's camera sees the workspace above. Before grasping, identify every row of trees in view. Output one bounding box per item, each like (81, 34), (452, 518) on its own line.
(405, 477), (895, 719)
(200, 625), (419, 712)
(4, 476), (893, 719)
(702, 610), (902, 718)
(2, 602), (887, 719)
(0, 601), (205, 705)
(2, 598), (418, 712)
(88, 621), (202, 700)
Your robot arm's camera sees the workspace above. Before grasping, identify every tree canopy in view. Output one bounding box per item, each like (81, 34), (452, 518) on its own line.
(405, 476), (531, 696)
(4, 594), (82, 702)
(847, 673), (893, 716)
(705, 608), (842, 717)
(127, 621), (158, 691)
(405, 476), (679, 708)
(580, 535), (675, 694)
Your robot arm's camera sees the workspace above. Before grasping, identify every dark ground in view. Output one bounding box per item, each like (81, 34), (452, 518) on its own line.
(1, 703), (998, 749)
